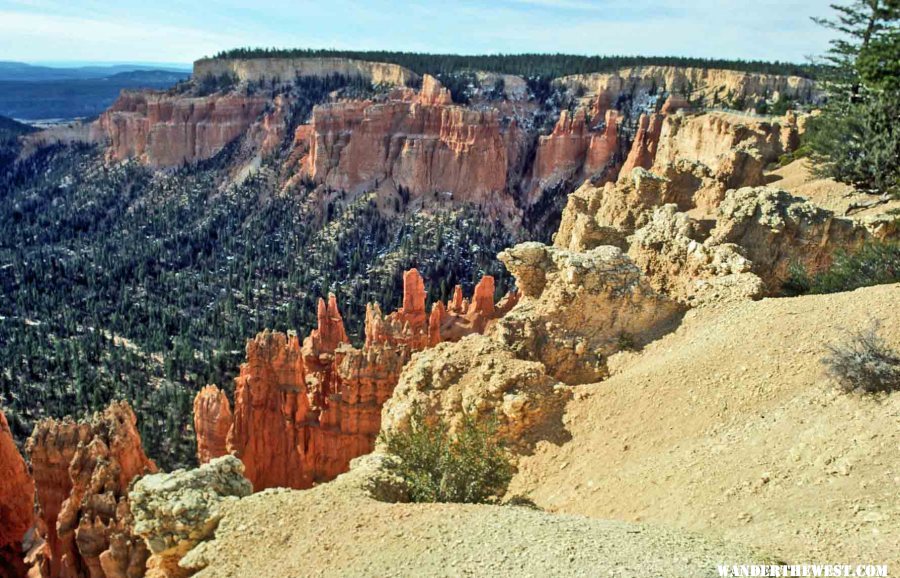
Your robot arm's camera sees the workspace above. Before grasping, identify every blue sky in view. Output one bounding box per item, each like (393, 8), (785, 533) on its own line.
(0, 0), (835, 66)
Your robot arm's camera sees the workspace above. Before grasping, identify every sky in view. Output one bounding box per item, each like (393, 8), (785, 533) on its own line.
(0, 0), (836, 66)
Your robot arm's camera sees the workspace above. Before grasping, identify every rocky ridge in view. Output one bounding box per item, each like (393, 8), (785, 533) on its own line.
(193, 56), (419, 86)
(193, 269), (518, 491)
(25, 59), (822, 237)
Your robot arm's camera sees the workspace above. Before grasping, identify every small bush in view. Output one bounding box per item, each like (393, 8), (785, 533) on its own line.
(784, 241), (900, 296)
(810, 241), (900, 294)
(781, 261), (812, 296)
(379, 405), (514, 504)
(823, 323), (900, 394)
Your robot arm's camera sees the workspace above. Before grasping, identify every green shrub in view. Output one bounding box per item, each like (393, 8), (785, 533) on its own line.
(379, 405), (514, 504)
(823, 323), (900, 394)
(781, 261), (813, 296)
(781, 241), (900, 296)
(810, 241), (900, 294)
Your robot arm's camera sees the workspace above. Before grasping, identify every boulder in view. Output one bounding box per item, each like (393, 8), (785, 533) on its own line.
(495, 243), (684, 384)
(130, 456), (251, 578)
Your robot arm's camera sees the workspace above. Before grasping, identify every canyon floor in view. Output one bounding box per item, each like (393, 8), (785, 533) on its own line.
(191, 283), (899, 576)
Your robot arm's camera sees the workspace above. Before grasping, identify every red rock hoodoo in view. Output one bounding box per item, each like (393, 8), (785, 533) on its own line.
(620, 113), (664, 176)
(1, 408), (35, 576)
(195, 270), (517, 491)
(26, 401), (156, 578)
(193, 386), (233, 465)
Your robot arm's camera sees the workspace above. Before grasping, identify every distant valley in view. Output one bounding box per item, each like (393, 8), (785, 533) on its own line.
(0, 61), (190, 121)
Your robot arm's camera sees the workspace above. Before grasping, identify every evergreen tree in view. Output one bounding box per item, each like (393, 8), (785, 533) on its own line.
(806, 1), (900, 197)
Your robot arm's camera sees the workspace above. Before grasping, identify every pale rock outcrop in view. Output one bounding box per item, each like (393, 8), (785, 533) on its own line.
(627, 205), (764, 306)
(554, 111), (804, 252)
(558, 66), (822, 112)
(625, 187), (876, 303)
(1, 408), (35, 576)
(381, 334), (565, 451)
(130, 456), (252, 578)
(193, 57), (419, 87)
(495, 243), (684, 384)
(26, 402), (156, 578)
(709, 187), (870, 290)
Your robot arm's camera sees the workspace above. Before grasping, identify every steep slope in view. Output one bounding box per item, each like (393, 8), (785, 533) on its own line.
(510, 284), (900, 565)
(186, 456), (764, 577)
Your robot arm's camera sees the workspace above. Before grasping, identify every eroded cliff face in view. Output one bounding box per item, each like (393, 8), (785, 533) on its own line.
(1, 408), (35, 576)
(556, 110), (802, 252)
(558, 66), (822, 112)
(524, 109), (621, 206)
(75, 60), (819, 236)
(195, 270), (517, 491)
(294, 77), (518, 218)
(26, 402), (156, 578)
(95, 92), (272, 168)
(193, 57), (419, 87)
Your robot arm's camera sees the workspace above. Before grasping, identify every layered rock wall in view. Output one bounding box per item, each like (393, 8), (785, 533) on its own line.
(295, 77), (515, 215)
(95, 92), (271, 168)
(558, 66), (821, 110)
(193, 57), (419, 87)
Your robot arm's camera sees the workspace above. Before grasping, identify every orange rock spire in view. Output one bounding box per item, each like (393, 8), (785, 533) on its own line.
(199, 270), (514, 492)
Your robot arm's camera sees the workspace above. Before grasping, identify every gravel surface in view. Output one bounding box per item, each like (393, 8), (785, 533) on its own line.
(192, 483), (763, 577)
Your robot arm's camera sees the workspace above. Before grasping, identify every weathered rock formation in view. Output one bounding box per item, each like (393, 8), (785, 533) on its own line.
(130, 456), (251, 578)
(95, 92), (271, 168)
(620, 113), (663, 176)
(708, 187), (871, 289)
(1, 408), (35, 576)
(615, 187), (877, 304)
(495, 243), (684, 384)
(526, 109), (621, 203)
(194, 271), (516, 491)
(192, 386), (232, 465)
(294, 75), (518, 217)
(26, 402), (156, 578)
(555, 111), (803, 252)
(558, 66), (822, 112)
(382, 241), (687, 446)
(382, 333), (565, 450)
(626, 204), (764, 306)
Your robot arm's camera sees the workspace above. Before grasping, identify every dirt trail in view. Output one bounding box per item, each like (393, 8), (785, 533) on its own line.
(511, 284), (900, 566)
